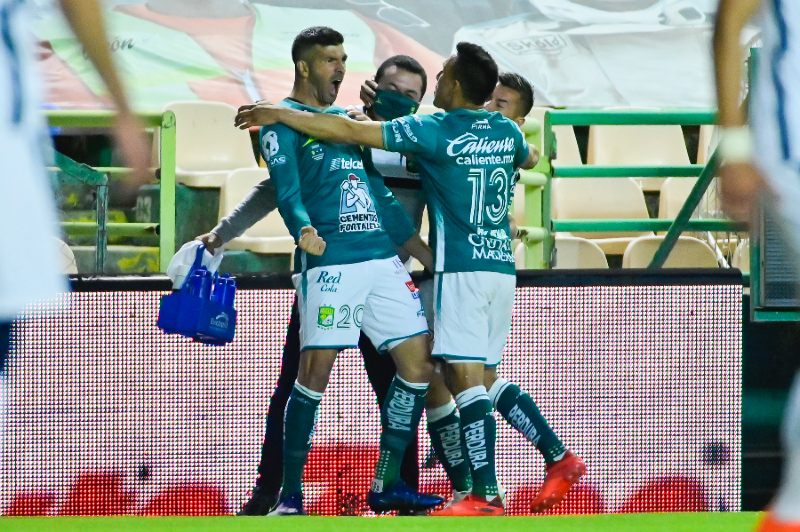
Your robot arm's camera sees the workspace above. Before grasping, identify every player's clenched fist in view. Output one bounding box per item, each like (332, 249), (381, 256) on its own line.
(298, 226), (326, 256)
(235, 103), (282, 129)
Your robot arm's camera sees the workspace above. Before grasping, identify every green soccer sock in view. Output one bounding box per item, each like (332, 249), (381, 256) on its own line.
(427, 400), (473, 493)
(489, 378), (566, 464)
(456, 386), (498, 499)
(281, 382), (323, 495)
(372, 375), (428, 492)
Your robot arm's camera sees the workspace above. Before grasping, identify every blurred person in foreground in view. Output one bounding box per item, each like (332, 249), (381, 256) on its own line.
(0, 0), (148, 451)
(714, 0), (800, 530)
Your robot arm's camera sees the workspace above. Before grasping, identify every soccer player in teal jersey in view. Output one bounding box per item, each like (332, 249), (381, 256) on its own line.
(258, 27), (443, 516)
(358, 71), (586, 513)
(236, 42), (586, 516)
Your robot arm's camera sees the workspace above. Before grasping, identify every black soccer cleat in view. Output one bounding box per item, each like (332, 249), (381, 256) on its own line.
(367, 480), (444, 514)
(237, 486), (278, 516)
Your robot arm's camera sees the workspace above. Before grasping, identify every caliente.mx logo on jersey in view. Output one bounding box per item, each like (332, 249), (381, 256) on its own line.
(447, 132), (515, 166)
(339, 174), (380, 233)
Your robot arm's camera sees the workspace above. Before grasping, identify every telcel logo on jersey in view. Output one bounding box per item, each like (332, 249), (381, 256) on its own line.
(317, 270), (342, 293)
(468, 227), (514, 263)
(329, 158), (364, 172)
(446, 132), (515, 165)
(339, 174), (380, 233)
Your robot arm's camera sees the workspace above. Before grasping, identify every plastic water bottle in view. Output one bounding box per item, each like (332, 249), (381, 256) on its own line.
(211, 273), (224, 304)
(196, 269), (212, 299)
(186, 268), (203, 297)
(223, 277), (236, 308)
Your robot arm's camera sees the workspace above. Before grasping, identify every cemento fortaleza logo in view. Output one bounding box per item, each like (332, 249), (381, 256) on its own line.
(329, 158), (364, 172)
(339, 174), (380, 233)
(317, 305), (335, 329)
(317, 270), (342, 293)
(468, 227), (514, 263)
(446, 132), (515, 166)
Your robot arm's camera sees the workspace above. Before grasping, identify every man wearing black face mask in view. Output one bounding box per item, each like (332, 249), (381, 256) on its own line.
(347, 56), (429, 265)
(195, 54), (433, 516)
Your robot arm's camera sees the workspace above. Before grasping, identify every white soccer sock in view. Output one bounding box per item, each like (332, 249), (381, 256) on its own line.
(426, 399), (457, 424)
(455, 385), (489, 410)
(487, 378), (512, 409)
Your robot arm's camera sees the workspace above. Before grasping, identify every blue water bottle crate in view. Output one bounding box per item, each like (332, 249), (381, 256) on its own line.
(157, 245), (237, 345)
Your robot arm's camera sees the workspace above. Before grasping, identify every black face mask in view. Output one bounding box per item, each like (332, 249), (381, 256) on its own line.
(371, 89), (420, 120)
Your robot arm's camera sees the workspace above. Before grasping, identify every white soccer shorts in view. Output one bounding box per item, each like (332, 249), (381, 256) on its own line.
(293, 256), (428, 352)
(431, 271), (516, 367)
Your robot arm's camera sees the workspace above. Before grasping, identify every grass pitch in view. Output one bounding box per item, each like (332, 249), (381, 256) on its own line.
(1, 512), (762, 532)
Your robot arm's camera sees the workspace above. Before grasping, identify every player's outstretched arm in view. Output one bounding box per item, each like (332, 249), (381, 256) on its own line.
(236, 105), (385, 149)
(714, 0), (761, 128)
(713, 0), (764, 222)
(520, 145), (539, 170)
(59, 0), (149, 187)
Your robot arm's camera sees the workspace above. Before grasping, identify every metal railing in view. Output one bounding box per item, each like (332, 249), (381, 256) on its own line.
(46, 110), (177, 271)
(516, 108), (746, 269)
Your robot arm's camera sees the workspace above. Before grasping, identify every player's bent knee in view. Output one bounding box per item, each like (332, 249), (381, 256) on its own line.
(390, 335), (434, 383)
(297, 349), (337, 393)
(445, 361), (487, 394)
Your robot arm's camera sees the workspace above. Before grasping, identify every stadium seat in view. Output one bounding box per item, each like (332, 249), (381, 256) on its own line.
(622, 235), (719, 268)
(218, 168), (295, 262)
(528, 107), (582, 166)
(697, 124), (717, 164)
(55, 237), (78, 274)
(515, 236), (607, 269)
(552, 177), (653, 255)
(587, 123), (690, 192)
(552, 235), (609, 269)
(658, 177), (697, 220)
(164, 101), (257, 188)
(732, 238), (750, 273)
(513, 111), (581, 237)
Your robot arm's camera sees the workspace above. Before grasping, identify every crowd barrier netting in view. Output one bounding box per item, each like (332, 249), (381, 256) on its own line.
(1, 271), (742, 515)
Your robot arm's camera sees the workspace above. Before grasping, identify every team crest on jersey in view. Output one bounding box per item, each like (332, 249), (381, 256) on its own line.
(264, 131), (279, 157)
(310, 143), (324, 161)
(264, 131), (287, 167)
(317, 306), (335, 329)
(339, 174), (380, 233)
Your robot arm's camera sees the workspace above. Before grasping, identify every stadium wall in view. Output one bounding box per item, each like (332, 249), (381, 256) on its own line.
(0, 271), (742, 516)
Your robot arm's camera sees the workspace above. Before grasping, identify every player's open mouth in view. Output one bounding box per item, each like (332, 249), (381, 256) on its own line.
(331, 79), (342, 92)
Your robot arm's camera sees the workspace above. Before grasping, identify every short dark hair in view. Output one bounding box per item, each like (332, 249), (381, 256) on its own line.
(452, 42), (498, 105)
(291, 26), (344, 63)
(375, 55), (428, 98)
(498, 72), (535, 116)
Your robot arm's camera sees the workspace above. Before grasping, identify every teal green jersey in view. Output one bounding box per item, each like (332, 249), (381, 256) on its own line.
(262, 99), (415, 271)
(381, 108), (530, 274)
